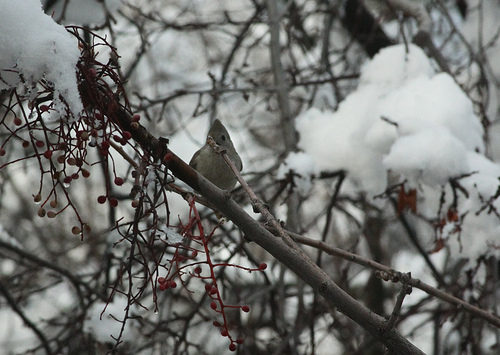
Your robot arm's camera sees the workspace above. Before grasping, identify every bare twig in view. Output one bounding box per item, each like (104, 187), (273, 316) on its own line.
(385, 274), (412, 331)
(0, 279), (54, 355)
(386, 0), (450, 73)
(0, 239), (107, 301)
(207, 136), (299, 251)
(109, 140), (139, 169)
(286, 231), (500, 328)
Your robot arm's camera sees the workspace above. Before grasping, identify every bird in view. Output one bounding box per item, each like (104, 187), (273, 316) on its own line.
(189, 119), (242, 190)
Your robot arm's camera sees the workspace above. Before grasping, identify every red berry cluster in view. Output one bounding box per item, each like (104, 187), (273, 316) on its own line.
(153, 200), (269, 352)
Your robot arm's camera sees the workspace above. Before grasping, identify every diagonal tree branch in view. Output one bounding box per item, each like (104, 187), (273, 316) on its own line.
(106, 102), (426, 354)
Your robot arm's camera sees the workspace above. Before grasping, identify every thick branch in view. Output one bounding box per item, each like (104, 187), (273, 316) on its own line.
(289, 232), (500, 328)
(342, 0), (394, 57)
(265, 0), (301, 236)
(266, 0), (296, 153)
(111, 107), (424, 354)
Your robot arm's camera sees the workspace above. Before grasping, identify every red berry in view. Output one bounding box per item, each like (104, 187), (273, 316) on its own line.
(43, 150), (53, 159)
(109, 101), (118, 112)
(447, 208), (459, 222)
(63, 176), (72, 185)
(163, 153), (172, 162)
(132, 114), (140, 122)
(114, 177), (124, 186)
(205, 283), (212, 292)
(241, 306), (250, 313)
(259, 263), (267, 270)
(158, 277), (166, 284)
(80, 131), (89, 141)
(35, 140), (45, 148)
(13, 117), (22, 125)
(169, 280), (177, 288)
(97, 195), (107, 204)
(213, 320), (221, 327)
(71, 173), (79, 180)
(22, 141), (30, 148)
(40, 105), (50, 112)
(101, 141), (110, 149)
(194, 266), (202, 274)
(210, 301), (217, 310)
(109, 198), (118, 207)
(236, 338), (244, 344)
(123, 131), (132, 140)
(159, 283), (168, 291)
(38, 207), (46, 217)
(82, 169), (90, 178)
(210, 286), (218, 295)
(229, 343), (237, 351)
(0, 148), (5, 156)
(221, 329), (228, 337)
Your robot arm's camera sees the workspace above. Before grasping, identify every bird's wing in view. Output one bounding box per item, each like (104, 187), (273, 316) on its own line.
(189, 149), (201, 169)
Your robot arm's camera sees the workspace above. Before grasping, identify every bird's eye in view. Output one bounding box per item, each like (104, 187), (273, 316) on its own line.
(221, 134), (226, 141)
